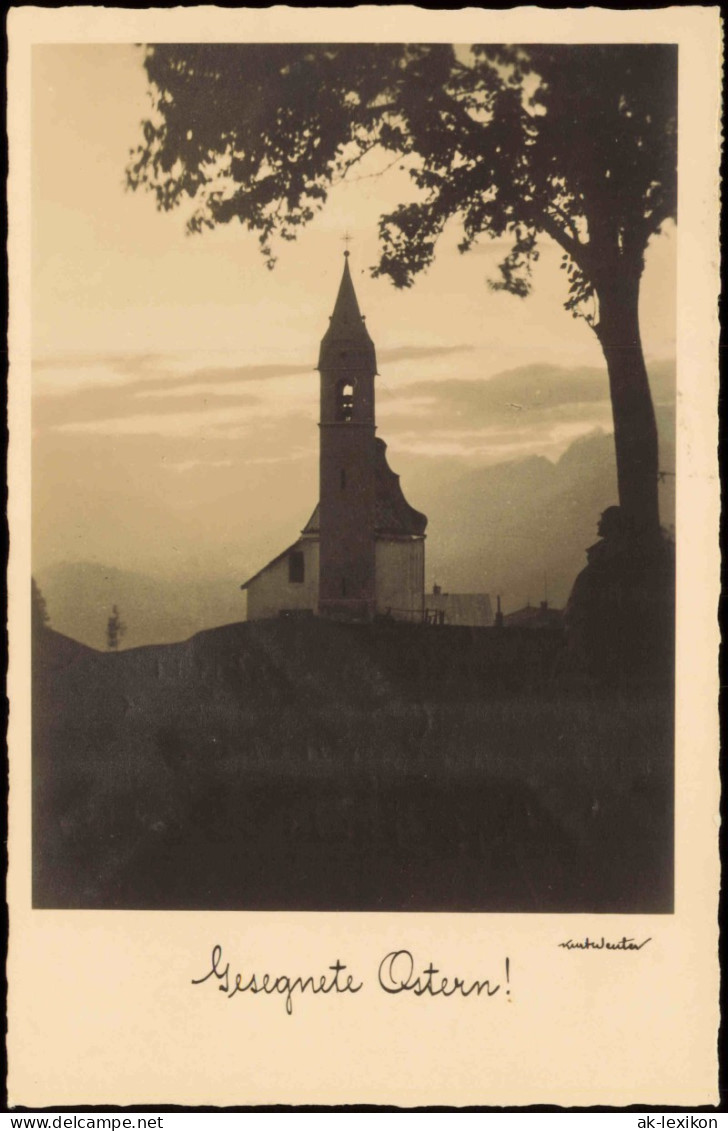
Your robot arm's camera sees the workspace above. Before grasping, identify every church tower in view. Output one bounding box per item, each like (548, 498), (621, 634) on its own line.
(317, 251), (378, 620)
(242, 250), (429, 625)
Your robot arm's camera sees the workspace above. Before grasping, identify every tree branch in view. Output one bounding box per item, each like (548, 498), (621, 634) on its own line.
(330, 136), (387, 186)
(342, 150), (406, 185)
(539, 210), (589, 269)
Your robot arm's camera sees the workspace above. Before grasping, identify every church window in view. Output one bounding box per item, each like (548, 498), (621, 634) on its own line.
(336, 381), (354, 422)
(288, 550), (305, 584)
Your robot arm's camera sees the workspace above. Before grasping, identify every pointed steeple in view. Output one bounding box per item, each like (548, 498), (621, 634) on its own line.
(318, 252), (376, 371)
(330, 252), (365, 331)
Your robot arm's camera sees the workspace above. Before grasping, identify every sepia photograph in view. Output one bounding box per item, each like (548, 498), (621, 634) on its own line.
(9, 5), (721, 1110)
(29, 40), (679, 915)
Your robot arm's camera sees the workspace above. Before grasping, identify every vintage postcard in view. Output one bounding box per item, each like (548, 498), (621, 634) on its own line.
(7, 5), (721, 1108)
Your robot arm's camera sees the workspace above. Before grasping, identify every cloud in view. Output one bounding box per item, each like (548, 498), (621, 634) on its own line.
(34, 350), (673, 462)
(385, 361), (675, 431)
(31, 343), (474, 434)
(53, 401), (283, 437)
(377, 344), (475, 364)
(372, 366), (616, 447)
(34, 345), (474, 399)
(404, 365), (611, 412)
(32, 350), (314, 433)
(377, 396), (440, 418)
(33, 350), (311, 396)
(238, 451), (313, 466)
(201, 414), (315, 443)
(137, 363), (311, 394)
(365, 362), (657, 464)
(35, 385), (262, 433)
(392, 421), (608, 461)
(33, 351), (170, 374)
(165, 459), (235, 474)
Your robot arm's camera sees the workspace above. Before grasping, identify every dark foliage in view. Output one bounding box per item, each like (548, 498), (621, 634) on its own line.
(128, 43), (676, 537)
(128, 44), (676, 298)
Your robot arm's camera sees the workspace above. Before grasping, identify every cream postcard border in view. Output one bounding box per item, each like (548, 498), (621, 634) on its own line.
(7, 6), (721, 1108)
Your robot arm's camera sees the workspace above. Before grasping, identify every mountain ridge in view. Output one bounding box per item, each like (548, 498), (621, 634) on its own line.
(36, 403), (675, 649)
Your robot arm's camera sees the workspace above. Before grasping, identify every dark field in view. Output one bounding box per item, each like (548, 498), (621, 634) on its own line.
(32, 620), (673, 912)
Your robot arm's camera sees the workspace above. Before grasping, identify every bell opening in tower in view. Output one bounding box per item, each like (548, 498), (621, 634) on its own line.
(336, 380), (355, 422)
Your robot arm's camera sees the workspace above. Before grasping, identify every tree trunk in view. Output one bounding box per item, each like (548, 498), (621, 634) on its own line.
(595, 270), (661, 543)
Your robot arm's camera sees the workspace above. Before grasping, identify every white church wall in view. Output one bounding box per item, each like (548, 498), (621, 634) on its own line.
(375, 538), (425, 622)
(246, 538), (320, 621)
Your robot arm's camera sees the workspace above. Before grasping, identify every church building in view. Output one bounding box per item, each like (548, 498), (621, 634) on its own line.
(241, 252), (428, 622)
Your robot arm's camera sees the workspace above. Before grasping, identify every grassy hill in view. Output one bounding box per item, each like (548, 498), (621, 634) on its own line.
(33, 619), (673, 913)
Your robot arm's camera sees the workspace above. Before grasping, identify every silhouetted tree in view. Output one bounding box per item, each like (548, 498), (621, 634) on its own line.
(128, 44), (676, 542)
(32, 577), (50, 633)
(106, 605), (126, 651)
(565, 508), (675, 682)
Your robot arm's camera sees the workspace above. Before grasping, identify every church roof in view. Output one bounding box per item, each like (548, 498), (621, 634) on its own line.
(239, 541), (303, 590)
(302, 438), (428, 538)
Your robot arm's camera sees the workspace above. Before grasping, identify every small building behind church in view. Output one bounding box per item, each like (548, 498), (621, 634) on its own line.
(424, 585), (493, 627)
(502, 600), (563, 630)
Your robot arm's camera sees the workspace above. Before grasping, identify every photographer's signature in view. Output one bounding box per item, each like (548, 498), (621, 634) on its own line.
(558, 936), (651, 951)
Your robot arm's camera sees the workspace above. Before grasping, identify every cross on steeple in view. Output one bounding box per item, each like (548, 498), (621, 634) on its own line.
(342, 231), (353, 256)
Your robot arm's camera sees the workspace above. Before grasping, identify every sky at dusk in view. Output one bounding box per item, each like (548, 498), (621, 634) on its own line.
(32, 44), (677, 584)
